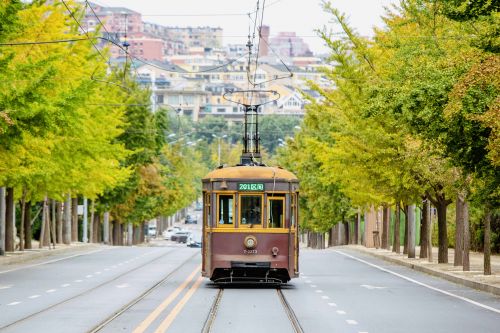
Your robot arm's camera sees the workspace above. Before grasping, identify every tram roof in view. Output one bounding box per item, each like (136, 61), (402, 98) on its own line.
(203, 165), (298, 181)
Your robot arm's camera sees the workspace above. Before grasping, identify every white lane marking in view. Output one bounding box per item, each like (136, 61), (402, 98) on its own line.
(28, 295), (41, 299)
(360, 284), (386, 290)
(337, 310), (346, 315)
(46, 289), (56, 293)
(85, 275), (93, 278)
(328, 302), (337, 307)
(305, 280), (312, 284)
(7, 302), (21, 306)
(310, 284), (317, 288)
(61, 284), (70, 287)
(0, 285), (13, 290)
(321, 295), (330, 299)
(0, 249), (104, 275)
(315, 290), (323, 293)
(116, 283), (130, 289)
(346, 320), (358, 325)
(358, 331), (369, 333)
(94, 272), (101, 275)
(335, 250), (500, 315)
(74, 279), (83, 283)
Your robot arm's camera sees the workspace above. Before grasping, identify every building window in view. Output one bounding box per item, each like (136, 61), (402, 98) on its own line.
(156, 95), (164, 104)
(217, 108), (226, 113)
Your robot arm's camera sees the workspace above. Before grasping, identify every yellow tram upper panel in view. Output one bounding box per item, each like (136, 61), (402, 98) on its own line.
(203, 165), (298, 181)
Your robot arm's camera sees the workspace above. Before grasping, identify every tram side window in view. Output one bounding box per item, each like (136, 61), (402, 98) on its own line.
(240, 195), (262, 225)
(218, 195), (233, 225)
(268, 197), (284, 228)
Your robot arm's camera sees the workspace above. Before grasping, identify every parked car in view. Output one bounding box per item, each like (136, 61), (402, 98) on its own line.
(171, 231), (191, 243)
(162, 226), (182, 240)
(185, 215), (197, 224)
(148, 226), (157, 237)
(187, 232), (202, 248)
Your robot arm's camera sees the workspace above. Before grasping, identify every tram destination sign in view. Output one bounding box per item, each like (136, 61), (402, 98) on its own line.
(238, 182), (264, 191)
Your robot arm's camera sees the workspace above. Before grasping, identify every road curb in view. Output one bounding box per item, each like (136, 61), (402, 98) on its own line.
(346, 246), (500, 297)
(0, 243), (102, 266)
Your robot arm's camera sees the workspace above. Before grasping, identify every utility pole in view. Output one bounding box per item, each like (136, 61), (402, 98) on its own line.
(212, 134), (227, 166)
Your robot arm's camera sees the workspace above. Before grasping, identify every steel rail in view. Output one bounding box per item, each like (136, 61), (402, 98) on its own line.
(277, 288), (304, 333)
(89, 250), (200, 332)
(0, 247), (188, 330)
(201, 288), (224, 333)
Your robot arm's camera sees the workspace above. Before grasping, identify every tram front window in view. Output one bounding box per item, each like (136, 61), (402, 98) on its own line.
(268, 197), (284, 228)
(218, 194), (233, 225)
(240, 195), (262, 225)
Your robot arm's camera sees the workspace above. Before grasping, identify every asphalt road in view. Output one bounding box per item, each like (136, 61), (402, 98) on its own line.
(1, 241), (499, 333)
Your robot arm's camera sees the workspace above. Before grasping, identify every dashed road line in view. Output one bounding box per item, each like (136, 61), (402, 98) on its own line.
(7, 302), (21, 306)
(335, 250), (500, 315)
(321, 295), (330, 299)
(346, 320), (358, 325)
(28, 295), (41, 299)
(61, 284), (70, 287)
(315, 289), (323, 293)
(336, 310), (346, 315)
(328, 302), (337, 307)
(46, 289), (56, 293)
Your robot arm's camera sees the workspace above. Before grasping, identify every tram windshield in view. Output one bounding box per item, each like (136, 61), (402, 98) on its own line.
(240, 195), (262, 225)
(268, 197), (284, 228)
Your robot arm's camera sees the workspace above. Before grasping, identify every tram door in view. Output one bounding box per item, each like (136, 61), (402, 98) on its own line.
(202, 192), (211, 276)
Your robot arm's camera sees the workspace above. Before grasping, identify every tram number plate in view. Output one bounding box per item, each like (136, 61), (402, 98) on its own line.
(244, 249), (258, 254)
(238, 183), (264, 191)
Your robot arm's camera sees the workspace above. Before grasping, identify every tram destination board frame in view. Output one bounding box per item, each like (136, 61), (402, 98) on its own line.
(238, 182), (264, 191)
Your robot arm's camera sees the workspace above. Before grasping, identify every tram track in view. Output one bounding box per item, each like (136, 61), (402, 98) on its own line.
(90, 250), (199, 332)
(202, 286), (303, 333)
(0, 247), (195, 331)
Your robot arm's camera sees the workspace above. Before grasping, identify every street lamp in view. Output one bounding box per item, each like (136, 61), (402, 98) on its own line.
(212, 134), (227, 166)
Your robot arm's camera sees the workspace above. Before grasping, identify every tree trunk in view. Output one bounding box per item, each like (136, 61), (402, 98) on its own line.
(393, 202), (401, 254)
(403, 205), (409, 255)
(436, 200), (449, 264)
(103, 211), (110, 244)
(0, 187), (6, 255)
(71, 197), (78, 242)
(50, 199), (56, 249)
(40, 198), (47, 248)
(133, 225), (141, 245)
(463, 200), (470, 271)
(344, 221), (349, 245)
(82, 197), (88, 243)
(56, 201), (63, 243)
(44, 198), (50, 247)
(93, 213), (100, 243)
(89, 200), (94, 243)
(23, 201), (32, 249)
(420, 199), (429, 259)
(454, 194), (464, 266)
(354, 211), (360, 245)
(5, 187), (14, 252)
(428, 202), (433, 262)
(113, 221), (121, 246)
(407, 204), (416, 259)
(127, 222), (133, 246)
(63, 194), (71, 245)
(484, 208), (491, 275)
(382, 206), (389, 250)
(19, 190), (26, 252)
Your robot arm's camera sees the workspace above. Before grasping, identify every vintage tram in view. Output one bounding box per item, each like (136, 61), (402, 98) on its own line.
(201, 91), (299, 284)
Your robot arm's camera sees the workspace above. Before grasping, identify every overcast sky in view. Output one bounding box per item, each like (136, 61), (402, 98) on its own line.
(94, 0), (397, 54)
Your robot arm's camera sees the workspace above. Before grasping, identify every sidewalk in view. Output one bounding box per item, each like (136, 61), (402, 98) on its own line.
(346, 245), (500, 296)
(0, 241), (102, 266)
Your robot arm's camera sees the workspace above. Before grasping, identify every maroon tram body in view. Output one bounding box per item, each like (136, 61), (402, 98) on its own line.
(201, 165), (299, 284)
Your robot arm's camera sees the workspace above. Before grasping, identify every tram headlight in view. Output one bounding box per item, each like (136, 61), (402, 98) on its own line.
(244, 235), (257, 249)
